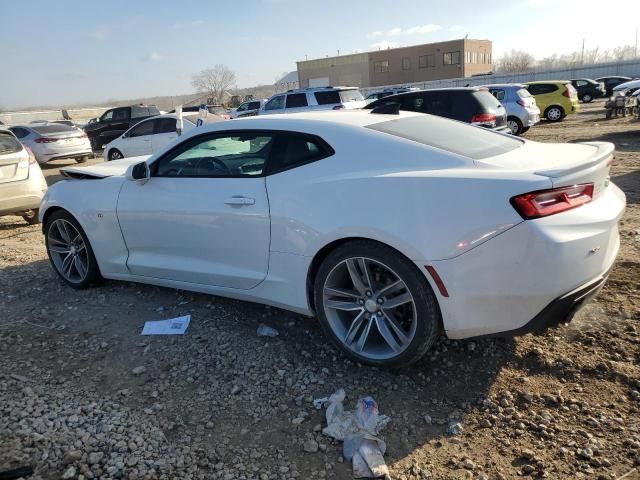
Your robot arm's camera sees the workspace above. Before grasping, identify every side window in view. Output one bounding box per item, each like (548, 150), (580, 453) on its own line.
(113, 108), (131, 121)
(249, 102), (261, 110)
(285, 93), (308, 108)
(314, 90), (341, 105)
(153, 133), (275, 177)
(131, 107), (150, 118)
(128, 120), (155, 137)
(402, 57), (411, 70)
(490, 89), (506, 101)
(101, 110), (114, 122)
(575, 80), (588, 87)
(236, 103), (248, 112)
(267, 134), (333, 174)
(155, 118), (177, 134)
(264, 96), (285, 111)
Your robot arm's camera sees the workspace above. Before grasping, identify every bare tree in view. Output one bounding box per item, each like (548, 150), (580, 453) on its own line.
(611, 45), (636, 61)
(191, 65), (237, 104)
(495, 50), (535, 73)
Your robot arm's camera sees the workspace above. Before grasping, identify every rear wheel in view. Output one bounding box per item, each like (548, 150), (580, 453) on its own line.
(581, 93), (593, 103)
(45, 210), (101, 289)
(521, 126), (530, 134)
(545, 105), (564, 122)
(21, 209), (39, 225)
(314, 241), (441, 368)
(108, 149), (123, 161)
(507, 116), (523, 135)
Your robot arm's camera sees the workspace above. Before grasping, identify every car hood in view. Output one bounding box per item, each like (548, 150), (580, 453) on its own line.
(61, 156), (150, 179)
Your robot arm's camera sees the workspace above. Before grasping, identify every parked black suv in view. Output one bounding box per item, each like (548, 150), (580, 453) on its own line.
(570, 79), (606, 103)
(364, 87), (509, 132)
(84, 104), (160, 150)
(595, 76), (632, 96)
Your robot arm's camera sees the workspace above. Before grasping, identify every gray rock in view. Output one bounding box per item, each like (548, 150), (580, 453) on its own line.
(131, 366), (147, 376)
(61, 465), (77, 479)
(303, 439), (319, 453)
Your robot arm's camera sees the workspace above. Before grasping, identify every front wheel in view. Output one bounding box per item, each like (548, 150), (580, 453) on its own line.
(107, 149), (123, 161)
(545, 105), (565, 122)
(45, 210), (102, 289)
(314, 241), (441, 368)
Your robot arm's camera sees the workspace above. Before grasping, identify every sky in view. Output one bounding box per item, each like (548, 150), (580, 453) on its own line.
(1, 0), (638, 110)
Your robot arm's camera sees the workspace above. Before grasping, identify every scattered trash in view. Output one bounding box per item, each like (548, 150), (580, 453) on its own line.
(317, 389), (391, 479)
(256, 324), (279, 337)
(447, 420), (464, 435)
(141, 315), (190, 335)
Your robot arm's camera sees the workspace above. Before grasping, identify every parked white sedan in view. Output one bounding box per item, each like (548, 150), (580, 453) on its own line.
(9, 123), (92, 164)
(39, 111), (625, 367)
(103, 114), (195, 161)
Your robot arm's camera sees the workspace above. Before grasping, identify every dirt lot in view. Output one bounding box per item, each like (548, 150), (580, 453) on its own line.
(1, 103), (639, 480)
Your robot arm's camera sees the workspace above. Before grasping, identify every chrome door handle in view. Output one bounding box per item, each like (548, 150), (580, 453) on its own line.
(224, 196), (255, 206)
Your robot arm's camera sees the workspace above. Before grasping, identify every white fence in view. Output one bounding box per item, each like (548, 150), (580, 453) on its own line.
(360, 58), (640, 96)
(0, 107), (112, 126)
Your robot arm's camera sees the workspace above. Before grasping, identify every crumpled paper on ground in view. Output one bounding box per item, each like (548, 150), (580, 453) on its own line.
(315, 389), (391, 479)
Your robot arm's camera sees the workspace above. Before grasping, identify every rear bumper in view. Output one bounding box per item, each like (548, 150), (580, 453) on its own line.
(0, 167), (48, 215)
(36, 149), (92, 164)
(473, 264), (612, 338)
(428, 183), (625, 339)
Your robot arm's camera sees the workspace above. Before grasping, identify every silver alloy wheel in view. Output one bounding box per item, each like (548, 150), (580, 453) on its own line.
(507, 119), (519, 135)
(47, 219), (89, 283)
(547, 107), (562, 121)
(582, 94), (592, 102)
(109, 149), (123, 161)
(323, 257), (417, 361)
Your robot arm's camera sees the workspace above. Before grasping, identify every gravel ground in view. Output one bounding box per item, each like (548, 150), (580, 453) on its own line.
(1, 102), (639, 480)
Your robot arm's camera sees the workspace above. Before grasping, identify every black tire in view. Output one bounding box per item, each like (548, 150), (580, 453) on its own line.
(544, 105), (565, 122)
(45, 210), (102, 289)
(21, 209), (39, 225)
(107, 149), (123, 161)
(521, 126), (530, 134)
(313, 240), (441, 368)
(89, 137), (100, 151)
(581, 93), (593, 103)
(507, 116), (523, 136)
(76, 156), (88, 163)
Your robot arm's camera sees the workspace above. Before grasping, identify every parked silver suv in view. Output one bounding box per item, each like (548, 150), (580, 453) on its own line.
(484, 84), (540, 136)
(260, 87), (366, 115)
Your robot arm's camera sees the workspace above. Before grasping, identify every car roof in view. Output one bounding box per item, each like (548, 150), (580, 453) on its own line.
(482, 84), (525, 88)
(283, 86), (360, 94)
(179, 110), (425, 136)
(524, 80), (570, 85)
(596, 76), (631, 80)
(570, 78), (597, 82)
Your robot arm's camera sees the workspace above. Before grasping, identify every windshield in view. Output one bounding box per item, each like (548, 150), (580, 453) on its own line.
(367, 114), (522, 159)
(339, 90), (364, 102)
(0, 132), (22, 154)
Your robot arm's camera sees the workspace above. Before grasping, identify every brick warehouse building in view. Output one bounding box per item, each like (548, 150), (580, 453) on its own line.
(296, 38), (492, 89)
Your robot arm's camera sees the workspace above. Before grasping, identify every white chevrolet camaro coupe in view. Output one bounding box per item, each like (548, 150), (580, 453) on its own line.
(39, 111), (625, 367)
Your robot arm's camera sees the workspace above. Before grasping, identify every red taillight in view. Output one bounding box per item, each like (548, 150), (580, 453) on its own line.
(24, 146), (37, 164)
(35, 137), (58, 143)
(332, 105), (345, 110)
(511, 183), (594, 219)
(470, 113), (496, 124)
(516, 99), (525, 107)
(562, 88), (570, 98)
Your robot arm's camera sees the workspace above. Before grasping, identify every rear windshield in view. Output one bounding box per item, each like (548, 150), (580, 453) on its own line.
(0, 132), (22, 154)
(473, 91), (503, 110)
(32, 124), (76, 134)
(367, 115), (522, 159)
(315, 89), (364, 105)
(516, 88), (532, 98)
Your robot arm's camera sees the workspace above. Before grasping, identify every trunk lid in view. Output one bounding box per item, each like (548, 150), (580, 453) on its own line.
(478, 140), (614, 200)
(0, 131), (29, 184)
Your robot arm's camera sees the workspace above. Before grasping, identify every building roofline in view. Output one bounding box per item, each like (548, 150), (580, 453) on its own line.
(296, 38), (492, 65)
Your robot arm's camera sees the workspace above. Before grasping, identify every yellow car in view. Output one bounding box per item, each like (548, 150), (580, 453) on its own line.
(524, 81), (580, 122)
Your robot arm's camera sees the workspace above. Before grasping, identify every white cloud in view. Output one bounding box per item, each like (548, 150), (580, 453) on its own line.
(370, 40), (399, 50)
(368, 24), (441, 38)
(405, 24), (441, 35)
(146, 52), (164, 62)
(450, 24), (464, 32)
(89, 26), (110, 41)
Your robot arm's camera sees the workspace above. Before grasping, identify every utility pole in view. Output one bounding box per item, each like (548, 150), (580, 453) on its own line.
(636, 27), (638, 57)
(581, 38), (585, 65)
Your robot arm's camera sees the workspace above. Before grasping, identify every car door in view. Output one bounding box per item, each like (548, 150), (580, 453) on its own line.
(104, 107), (131, 143)
(151, 117), (179, 153)
(122, 119), (155, 157)
(116, 131), (272, 289)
